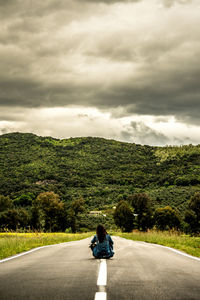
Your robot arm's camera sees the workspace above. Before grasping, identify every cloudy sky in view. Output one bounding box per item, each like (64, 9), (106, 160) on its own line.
(0, 0), (200, 146)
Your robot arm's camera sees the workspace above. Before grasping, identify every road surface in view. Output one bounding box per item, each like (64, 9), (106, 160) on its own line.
(0, 236), (200, 300)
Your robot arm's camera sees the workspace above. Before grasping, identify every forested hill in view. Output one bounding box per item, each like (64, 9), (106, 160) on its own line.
(0, 132), (200, 215)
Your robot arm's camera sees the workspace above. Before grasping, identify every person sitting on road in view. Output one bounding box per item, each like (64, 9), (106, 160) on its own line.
(90, 224), (114, 259)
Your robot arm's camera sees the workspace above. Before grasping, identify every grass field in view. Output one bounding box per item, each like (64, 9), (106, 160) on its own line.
(1, 231), (199, 260)
(114, 230), (200, 258)
(0, 232), (92, 260)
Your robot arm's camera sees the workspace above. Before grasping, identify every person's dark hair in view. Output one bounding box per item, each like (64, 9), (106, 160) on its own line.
(96, 224), (107, 243)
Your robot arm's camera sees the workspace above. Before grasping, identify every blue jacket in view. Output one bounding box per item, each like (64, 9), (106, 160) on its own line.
(91, 234), (114, 258)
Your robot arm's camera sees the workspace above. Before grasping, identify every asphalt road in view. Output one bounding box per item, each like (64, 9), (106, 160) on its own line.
(0, 236), (200, 300)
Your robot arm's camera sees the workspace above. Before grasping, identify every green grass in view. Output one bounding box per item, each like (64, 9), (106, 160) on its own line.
(114, 231), (200, 258)
(0, 232), (92, 260)
(1, 231), (199, 260)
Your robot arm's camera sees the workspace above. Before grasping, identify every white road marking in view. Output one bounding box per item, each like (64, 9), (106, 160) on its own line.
(94, 292), (107, 300)
(97, 259), (107, 286)
(0, 239), (91, 264)
(113, 236), (200, 262)
(154, 244), (200, 262)
(95, 259), (107, 300)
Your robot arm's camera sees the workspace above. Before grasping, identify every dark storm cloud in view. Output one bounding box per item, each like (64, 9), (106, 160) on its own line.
(0, 0), (140, 18)
(0, 0), (199, 127)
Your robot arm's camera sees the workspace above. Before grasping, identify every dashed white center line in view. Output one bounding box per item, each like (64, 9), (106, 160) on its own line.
(97, 259), (107, 286)
(94, 292), (107, 300)
(94, 259), (107, 300)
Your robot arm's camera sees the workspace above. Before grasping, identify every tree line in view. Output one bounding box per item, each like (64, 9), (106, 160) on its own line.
(0, 191), (199, 235)
(114, 192), (200, 235)
(0, 192), (84, 233)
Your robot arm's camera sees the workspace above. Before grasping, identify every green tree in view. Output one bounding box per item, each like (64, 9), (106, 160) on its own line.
(0, 195), (13, 212)
(185, 192), (200, 234)
(13, 193), (34, 207)
(154, 206), (181, 231)
(113, 200), (134, 232)
(69, 197), (85, 233)
(128, 193), (154, 231)
(0, 208), (29, 230)
(33, 192), (65, 232)
(30, 205), (41, 230)
(18, 208), (30, 228)
(0, 209), (20, 230)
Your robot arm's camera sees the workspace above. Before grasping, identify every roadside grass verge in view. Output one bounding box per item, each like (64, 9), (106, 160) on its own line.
(114, 231), (200, 258)
(0, 232), (92, 260)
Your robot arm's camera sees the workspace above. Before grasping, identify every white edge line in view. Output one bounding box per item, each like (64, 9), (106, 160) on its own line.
(0, 237), (91, 263)
(154, 244), (200, 262)
(114, 236), (200, 262)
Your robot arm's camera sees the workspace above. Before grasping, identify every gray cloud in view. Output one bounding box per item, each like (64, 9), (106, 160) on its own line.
(0, 0), (200, 139)
(162, 0), (192, 8)
(121, 121), (169, 145)
(81, 0), (141, 3)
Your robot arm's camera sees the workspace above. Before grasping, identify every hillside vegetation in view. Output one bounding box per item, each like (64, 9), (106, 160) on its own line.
(0, 132), (200, 231)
